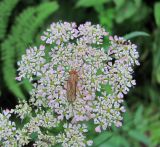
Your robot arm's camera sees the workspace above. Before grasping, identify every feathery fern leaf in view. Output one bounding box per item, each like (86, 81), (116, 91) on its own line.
(0, 0), (20, 41)
(2, 2), (59, 100)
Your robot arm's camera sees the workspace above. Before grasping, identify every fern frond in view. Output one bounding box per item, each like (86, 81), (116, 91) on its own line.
(2, 2), (59, 100)
(0, 0), (20, 40)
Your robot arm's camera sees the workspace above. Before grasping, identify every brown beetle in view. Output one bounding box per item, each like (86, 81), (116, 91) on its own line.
(67, 69), (78, 102)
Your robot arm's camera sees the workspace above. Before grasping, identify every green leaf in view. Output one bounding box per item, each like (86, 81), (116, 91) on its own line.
(124, 31), (150, 40)
(0, 0), (20, 40)
(113, 0), (125, 9)
(100, 135), (130, 147)
(76, 0), (108, 8)
(93, 132), (113, 146)
(150, 124), (160, 145)
(22, 79), (33, 92)
(134, 0), (142, 7)
(115, 1), (137, 23)
(98, 8), (115, 32)
(128, 130), (150, 145)
(96, 68), (103, 75)
(154, 2), (160, 27)
(134, 105), (143, 125)
(30, 132), (38, 141)
(131, 2), (150, 23)
(2, 2), (59, 100)
(101, 83), (112, 94)
(122, 111), (133, 131)
(153, 29), (160, 84)
(54, 144), (61, 147)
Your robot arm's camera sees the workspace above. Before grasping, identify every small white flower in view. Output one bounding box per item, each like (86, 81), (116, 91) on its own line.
(87, 140), (93, 146)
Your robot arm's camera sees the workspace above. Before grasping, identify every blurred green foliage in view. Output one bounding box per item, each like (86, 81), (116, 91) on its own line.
(0, 0), (160, 146)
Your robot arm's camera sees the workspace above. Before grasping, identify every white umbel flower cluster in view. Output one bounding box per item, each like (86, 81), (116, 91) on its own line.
(0, 22), (139, 147)
(0, 110), (17, 147)
(57, 123), (93, 147)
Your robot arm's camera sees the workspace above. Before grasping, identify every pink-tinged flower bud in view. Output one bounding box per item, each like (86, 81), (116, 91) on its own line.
(95, 126), (101, 133)
(3, 109), (10, 116)
(115, 121), (122, 127)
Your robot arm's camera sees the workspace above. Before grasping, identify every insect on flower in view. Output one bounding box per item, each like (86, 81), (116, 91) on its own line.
(67, 69), (78, 102)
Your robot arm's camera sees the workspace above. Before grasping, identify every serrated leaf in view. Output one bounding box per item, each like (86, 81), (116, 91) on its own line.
(2, 1), (59, 100)
(0, 0), (20, 40)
